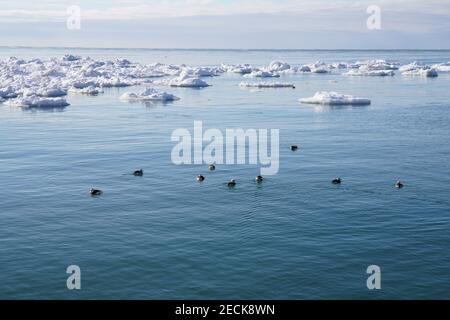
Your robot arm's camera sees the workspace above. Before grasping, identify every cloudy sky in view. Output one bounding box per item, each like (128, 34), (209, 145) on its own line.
(1, 0), (449, 49)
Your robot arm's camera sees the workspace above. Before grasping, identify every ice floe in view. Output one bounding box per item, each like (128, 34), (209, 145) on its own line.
(301, 61), (330, 74)
(221, 64), (254, 74)
(1, 54), (449, 110)
(267, 61), (291, 72)
(351, 59), (398, 70)
(344, 66), (395, 77)
(7, 96), (70, 108)
(399, 61), (424, 73)
(299, 92), (371, 106)
(62, 54), (81, 62)
(68, 86), (103, 95)
(401, 67), (438, 77)
(344, 59), (398, 76)
(120, 88), (179, 102)
(244, 70), (280, 78)
(239, 82), (295, 88)
(0, 86), (18, 99)
(432, 62), (450, 72)
(153, 72), (210, 88)
(398, 61), (438, 77)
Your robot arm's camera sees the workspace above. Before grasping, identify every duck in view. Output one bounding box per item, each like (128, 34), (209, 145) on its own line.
(395, 180), (404, 189)
(90, 188), (103, 196)
(227, 179), (236, 187)
(332, 177), (342, 185)
(208, 164), (216, 171)
(290, 145), (298, 151)
(133, 169), (144, 176)
(197, 175), (205, 182)
(255, 175), (263, 183)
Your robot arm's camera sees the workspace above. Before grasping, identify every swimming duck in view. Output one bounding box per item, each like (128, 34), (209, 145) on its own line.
(332, 177), (342, 185)
(395, 180), (404, 189)
(208, 164), (216, 171)
(290, 145), (298, 151)
(255, 175), (263, 183)
(133, 169), (144, 176)
(90, 188), (103, 196)
(227, 179), (236, 187)
(197, 175), (205, 182)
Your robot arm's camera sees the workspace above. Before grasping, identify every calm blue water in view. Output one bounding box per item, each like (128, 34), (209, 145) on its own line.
(1, 48), (450, 299)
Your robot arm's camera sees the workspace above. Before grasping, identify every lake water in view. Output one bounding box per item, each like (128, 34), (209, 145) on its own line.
(1, 48), (450, 299)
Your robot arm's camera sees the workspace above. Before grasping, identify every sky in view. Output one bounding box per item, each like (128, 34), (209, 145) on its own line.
(0, 0), (450, 49)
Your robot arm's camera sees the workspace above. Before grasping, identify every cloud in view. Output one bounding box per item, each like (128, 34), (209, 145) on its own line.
(0, 0), (449, 48)
(1, 0), (448, 21)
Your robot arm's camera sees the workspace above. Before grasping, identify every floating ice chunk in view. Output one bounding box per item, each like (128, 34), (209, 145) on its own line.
(222, 64), (253, 74)
(310, 67), (329, 74)
(399, 62), (424, 73)
(245, 70), (280, 78)
(37, 87), (67, 97)
(120, 88), (179, 102)
(344, 67), (394, 76)
(399, 62), (438, 77)
(431, 62), (450, 72)
(0, 86), (18, 99)
(165, 72), (210, 87)
(268, 61), (291, 72)
(98, 77), (133, 88)
(307, 61), (330, 74)
(114, 59), (132, 67)
(299, 92), (371, 106)
(184, 66), (221, 77)
(70, 80), (98, 89)
(239, 82), (295, 88)
(402, 68), (438, 77)
(80, 86), (102, 95)
(7, 96), (70, 108)
(330, 63), (348, 69)
(353, 59), (398, 70)
(62, 54), (81, 62)
(298, 65), (312, 72)
(69, 86), (103, 95)
(43, 69), (66, 77)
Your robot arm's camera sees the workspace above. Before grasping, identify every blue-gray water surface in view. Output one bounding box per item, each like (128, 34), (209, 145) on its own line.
(1, 48), (450, 299)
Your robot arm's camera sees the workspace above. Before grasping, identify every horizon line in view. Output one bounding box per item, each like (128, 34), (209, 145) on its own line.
(2, 46), (450, 51)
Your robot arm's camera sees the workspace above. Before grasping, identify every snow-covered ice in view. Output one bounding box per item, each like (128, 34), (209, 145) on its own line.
(120, 88), (179, 102)
(0, 86), (18, 99)
(153, 72), (210, 88)
(1, 54), (449, 110)
(69, 86), (103, 95)
(267, 61), (291, 72)
(299, 92), (371, 106)
(239, 82), (295, 88)
(221, 64), (254, 74)
(245, 70), (280, 78)
(7, 96), (70, 108)
(402, 68), (438, 77)
(344, 67), (395, 77)
(432, 62), (450, 72)
(351, 59), (398, 70)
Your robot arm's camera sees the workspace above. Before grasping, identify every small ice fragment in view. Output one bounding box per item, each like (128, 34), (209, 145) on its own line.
(401, 67), (438, 77)
(119, 88), (179, 102)
(7, 96), (70, 108)
(244, 70), (280, 78)
(239, 82), (295, 88)
(299, 92), (371, 106)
